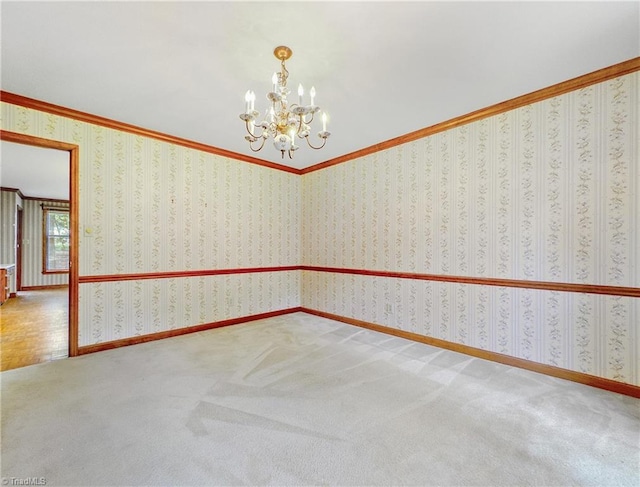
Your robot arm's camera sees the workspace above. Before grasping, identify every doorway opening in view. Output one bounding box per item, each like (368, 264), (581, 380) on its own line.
(0, 130), (79, 370)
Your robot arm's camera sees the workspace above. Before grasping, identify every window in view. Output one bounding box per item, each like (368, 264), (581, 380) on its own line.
(43, 208), (70, 273)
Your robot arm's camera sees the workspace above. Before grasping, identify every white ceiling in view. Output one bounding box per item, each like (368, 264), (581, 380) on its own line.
(0, 142), (70, 200)
(1, 1), (638, 170)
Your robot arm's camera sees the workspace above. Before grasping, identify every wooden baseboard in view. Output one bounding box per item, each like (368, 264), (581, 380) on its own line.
(68, 303), (640, 398)
(9, 292), (17, 298)
(77, 307), (303, 355)
(21, 285), (69, 291)
(300, 307), (640, 399)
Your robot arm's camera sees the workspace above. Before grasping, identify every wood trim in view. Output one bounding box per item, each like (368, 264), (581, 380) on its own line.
(0, 130), (79, 357)
(16, 207), (22, 291)
(301, 266), (640, 298)
(74, 264), (640, 297)
(77, 307), (303, 355)
(41, 205), (46, 275)
(301, 308), (640, 398)
(21, 284), (69, 291)
(79, 266), (301, 284)
(0, 130), (78, 151)
(4, 59), (637, 178)
(302, 57), (640, 174)
(31, 197), (71, 204)
(69, 141), (80, 357)
(0, 92), (301, 175)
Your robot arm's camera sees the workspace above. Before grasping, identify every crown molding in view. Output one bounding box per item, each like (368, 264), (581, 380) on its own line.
(3, 57), (638, 176)
(0, 92), (301, 175)
(302, 56), (640, 174)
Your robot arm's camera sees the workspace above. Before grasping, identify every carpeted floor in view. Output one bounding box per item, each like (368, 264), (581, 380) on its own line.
(1, 312), (639, 486)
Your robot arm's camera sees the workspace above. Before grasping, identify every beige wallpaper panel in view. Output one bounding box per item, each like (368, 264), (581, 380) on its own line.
(0, 190), (17, 265)
(301, 72), (639, 386)
(1, 102), (302, 345)
(303, 73), (639, 288)
(21, 199), (69, 287)
(302, 270), (638, 385)
(0, 103), (302, 276)
(2, 72), (637, 384)
(0, 190), (17, 292)
(79, 270), (301, 346)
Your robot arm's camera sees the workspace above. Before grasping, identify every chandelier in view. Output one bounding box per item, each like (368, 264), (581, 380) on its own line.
(240, 46), (330, 159)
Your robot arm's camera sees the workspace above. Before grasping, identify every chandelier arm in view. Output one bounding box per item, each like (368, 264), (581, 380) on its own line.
(245, 120), (265, 139)
(305, 135), (328, 150)
(248, 137), (267, 152)
(302, 112), (316, 125)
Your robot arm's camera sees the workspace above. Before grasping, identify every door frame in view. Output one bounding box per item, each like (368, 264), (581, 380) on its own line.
(16, 206), (22, 291)
(0, 130), (79, 357)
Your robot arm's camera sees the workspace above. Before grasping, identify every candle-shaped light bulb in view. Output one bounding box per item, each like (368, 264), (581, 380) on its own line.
(250, 91), (255, 111)
(244, 90), (251, 113)
(322, 112), (327, 132)
(272, 73), (278, 92)
(269, 107), (275, 122)
(309, 86), (316, 106)
(290, 127), (296, 144)
(298, 83), (304, 105)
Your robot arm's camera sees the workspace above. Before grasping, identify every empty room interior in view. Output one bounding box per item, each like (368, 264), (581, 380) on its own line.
(1, 2), (639, 486)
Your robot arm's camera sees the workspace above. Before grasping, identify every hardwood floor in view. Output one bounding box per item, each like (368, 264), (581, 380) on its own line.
(0, 288), (69, 371)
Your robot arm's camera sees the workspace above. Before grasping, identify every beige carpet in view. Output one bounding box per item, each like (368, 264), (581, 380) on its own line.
(1, 312), (639, 486)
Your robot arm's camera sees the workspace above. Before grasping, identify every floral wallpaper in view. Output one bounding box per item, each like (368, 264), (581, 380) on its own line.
(1, 70), (637, 385)
(302, 72), (639, 385)
(79, 128), (300, 276)
(303, 75), (638, 288)
(302, 271), (638, 385)
(79, 271), (300, 344)
(21, 199), (70, 287)
(0, 190), (18, 293)
(1, 102), (302, 346)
